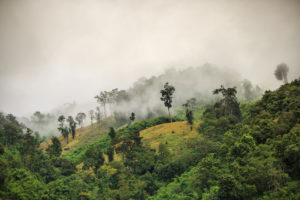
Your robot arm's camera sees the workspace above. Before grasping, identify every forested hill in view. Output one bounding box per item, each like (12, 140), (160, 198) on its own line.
(0, 78), (299, 200)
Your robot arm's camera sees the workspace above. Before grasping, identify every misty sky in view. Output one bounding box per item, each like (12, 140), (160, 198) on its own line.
(0, 0), (300, 116)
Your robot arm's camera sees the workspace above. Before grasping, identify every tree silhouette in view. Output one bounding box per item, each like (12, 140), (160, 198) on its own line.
(95, 91), (109, 118)
(67, 116), (77, 139)
(58, 115), (69, 143)
(274, 63), (289, 84)
(75, 112), (86, 129)
(129, 112), (135, 125)
(160, 82), (175, 122)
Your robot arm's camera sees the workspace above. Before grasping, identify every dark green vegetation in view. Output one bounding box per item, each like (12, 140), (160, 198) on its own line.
(0, 79), (299, 199)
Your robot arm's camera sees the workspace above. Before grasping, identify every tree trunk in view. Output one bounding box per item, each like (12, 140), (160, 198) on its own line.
(168, 108), (172, 123)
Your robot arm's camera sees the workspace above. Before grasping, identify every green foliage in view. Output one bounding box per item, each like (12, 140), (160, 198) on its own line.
(46, 174), (90, 200)
(46, 137), (62, 157)
(62, 135), (111, 164)
(53, 158), (76, 176)
(83, 145), (105, 173)
(108, 127), (116, 140)
(107, 145), (114, 162)
(213, 85), (241, 119)
(4, 168), (46, 200)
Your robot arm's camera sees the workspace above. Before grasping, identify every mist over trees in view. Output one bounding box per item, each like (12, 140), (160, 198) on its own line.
(109, 64), (263, 120)
(88, 110), (95, 125)
(20, 64), (263, 137)
(75, 112), (86, 128)
(19, 102), (92, 137)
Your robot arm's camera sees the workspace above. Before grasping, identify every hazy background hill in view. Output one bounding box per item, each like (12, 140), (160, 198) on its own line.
(19, 64), (262, 137)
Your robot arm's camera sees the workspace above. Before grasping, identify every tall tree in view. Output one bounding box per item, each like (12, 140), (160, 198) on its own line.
(160, 82), (175, 122)
(58, 115), (69, 143)
(183, 99), (195, 126)
(129, 112), (135, 125)
(108, 88), (119, 116)
(58, 115), (65, 128)
(75, 112), (86, 129)
(274, 63), (289, 84)
(95, 91), (109, 118)
(186, 109), (194, 126)
(67, 116), (77, 139)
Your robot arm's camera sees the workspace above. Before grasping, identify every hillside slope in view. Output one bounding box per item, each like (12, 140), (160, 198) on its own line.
(140, 121), (201, 153)
(40, 117), (115, 154)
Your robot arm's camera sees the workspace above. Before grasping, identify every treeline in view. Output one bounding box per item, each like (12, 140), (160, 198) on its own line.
(21, 65), (263, 138)
(92, 65), (263, 122)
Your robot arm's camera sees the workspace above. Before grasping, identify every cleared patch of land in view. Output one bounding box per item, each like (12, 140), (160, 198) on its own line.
(140, 121), (201, 153)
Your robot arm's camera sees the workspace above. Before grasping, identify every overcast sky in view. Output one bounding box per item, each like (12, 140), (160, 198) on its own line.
(0, 0), (299, 116)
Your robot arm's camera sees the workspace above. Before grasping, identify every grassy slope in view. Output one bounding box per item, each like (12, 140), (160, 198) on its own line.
(41, 116), (202, 164)
(40, 124), (108, 153)
(140, 121), (201, 153)
(40, 118), (116, 163)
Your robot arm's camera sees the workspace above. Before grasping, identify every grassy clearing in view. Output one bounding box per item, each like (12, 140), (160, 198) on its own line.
(140, 121), (201, 153)
(40, 116), (200, 163)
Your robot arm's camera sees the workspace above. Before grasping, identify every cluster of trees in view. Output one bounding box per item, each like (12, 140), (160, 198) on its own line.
(90, 82), (176, 128)
(0, 112), (79, 199)
(94, 88), (130, 118)
(57, 112), (86, 143)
